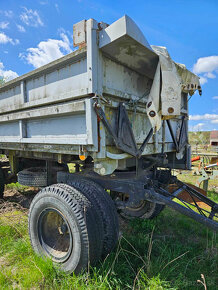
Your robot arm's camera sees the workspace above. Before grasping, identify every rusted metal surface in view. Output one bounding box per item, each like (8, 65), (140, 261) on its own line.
(168, 183), (207, 203)
(73, 20), (86, 48)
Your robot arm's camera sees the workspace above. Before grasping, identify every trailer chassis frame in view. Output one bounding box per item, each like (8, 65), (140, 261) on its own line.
(58, 170), (218, 232)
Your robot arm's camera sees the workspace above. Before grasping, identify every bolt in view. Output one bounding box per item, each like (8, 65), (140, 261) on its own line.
(149, 110), (156, 117)
(168, 107), (174, 114)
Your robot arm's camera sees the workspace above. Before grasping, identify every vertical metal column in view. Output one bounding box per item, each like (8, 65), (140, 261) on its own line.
(46, 160), (53, 185)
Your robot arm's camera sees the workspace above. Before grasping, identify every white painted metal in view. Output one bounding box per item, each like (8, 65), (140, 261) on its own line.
(0, 15), (201, 174)
(73, 20), (86, 47)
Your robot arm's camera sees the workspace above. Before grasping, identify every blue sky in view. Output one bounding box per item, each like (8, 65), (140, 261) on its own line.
(0, 0), (217, 131)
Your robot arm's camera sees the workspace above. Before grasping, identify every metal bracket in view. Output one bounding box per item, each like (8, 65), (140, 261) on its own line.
(94, 101), (153, 158)
(166, 116), (187, 153)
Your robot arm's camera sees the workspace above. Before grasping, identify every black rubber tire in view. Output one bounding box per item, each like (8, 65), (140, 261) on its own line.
(18, 167), (47, 187)
(0, 167), (5, 199)
(60, 177), (119, 259)
(52, 183), (104, 258)
(18, 165), (68, 187)
(29, 184), (103, 274)
(119, 200), (165, 220)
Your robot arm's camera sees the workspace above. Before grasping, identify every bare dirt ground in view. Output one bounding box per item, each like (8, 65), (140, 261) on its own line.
(1, 186), (39, 210)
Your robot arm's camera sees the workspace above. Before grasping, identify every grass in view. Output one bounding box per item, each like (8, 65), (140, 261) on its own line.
(177, 170), (218, 191)
(0, 169), (217, 289)
(176, 169), (218, 204)
(6, 182), (30, 193)
(0, 202), (217, 289)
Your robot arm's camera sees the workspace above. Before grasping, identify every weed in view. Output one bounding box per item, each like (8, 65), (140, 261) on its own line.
(0, 183), (217, 289)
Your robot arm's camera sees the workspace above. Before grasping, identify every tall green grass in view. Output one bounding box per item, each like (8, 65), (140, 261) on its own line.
(0, 205), (217, 289)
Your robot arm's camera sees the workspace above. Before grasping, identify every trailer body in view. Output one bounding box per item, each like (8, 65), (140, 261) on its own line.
(0, 16), (201, 175)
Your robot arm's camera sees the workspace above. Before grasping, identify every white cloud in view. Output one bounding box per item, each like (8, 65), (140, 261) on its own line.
(199, 76), (207, 85)
(193, 56), (218, 74)
(212, 96), (218, 100)
(20, 33), (72, 68)
(0, 32), (19, 45)
(0, 62), (18, 81)
(0, 10), (14, 18)
(17, 24), (26, 33)
(189, 123), (205, 132)
(193, 55), (218, 85)
(5, 11), (13, 18)
(20, 7), (44, 27)
(189, 114), (218, 130)
(190, 114), (218, 121)
(204, 72), (216, 79)
(0, 22), (9, 29)
(0, 32), (12, 44)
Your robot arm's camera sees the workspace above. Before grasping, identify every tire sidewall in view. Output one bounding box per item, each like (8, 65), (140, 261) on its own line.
(65, 178), (119, 257)
(29, 194), (87, 273)
(18, 168), (47, 187)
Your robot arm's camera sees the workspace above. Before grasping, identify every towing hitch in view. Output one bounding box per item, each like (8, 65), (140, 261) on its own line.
(152, 179), (218, 232)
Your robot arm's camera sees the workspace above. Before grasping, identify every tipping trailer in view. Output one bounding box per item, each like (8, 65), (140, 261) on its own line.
(0, 16), (217, 273)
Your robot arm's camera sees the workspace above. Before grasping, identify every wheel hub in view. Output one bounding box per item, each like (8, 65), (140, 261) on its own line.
(38, 208), (73, 263)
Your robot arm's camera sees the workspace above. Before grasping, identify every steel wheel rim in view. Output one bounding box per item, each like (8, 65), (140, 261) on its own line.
(126, 200), (147, 211)
(120, 199), (156, 219)
(38, 208), (73, 263)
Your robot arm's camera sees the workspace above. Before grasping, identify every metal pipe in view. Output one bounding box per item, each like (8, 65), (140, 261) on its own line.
(150, 189), (218, 232)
